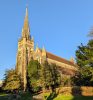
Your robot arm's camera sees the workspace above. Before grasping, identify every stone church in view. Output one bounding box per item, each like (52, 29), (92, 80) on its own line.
(16, 7), (78, 91)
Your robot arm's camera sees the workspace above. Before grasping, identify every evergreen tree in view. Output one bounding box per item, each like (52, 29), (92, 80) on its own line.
(37, 61), (61, 93)
(36, 60), (50, 93)
(75, 39), (93, 86)
(27, 60), (42, 92)
(50, 63), (61, 85)
(2, 68), (21, 92)
(49, 63), (61, 93)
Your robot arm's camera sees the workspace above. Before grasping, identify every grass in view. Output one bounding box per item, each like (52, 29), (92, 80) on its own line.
(0, 92), (38, 100)
(43, 93), (93, 100)
(0, 93), (11, 96)
(20, 93), (38, 100)
(0, 92), (93, 100)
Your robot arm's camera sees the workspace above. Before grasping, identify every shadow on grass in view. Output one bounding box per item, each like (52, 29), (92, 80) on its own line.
(44, 88), (61, 100)
(21, 92), (38, 98)
(44, 87), (93, 100)
(44, 93), (57, 100)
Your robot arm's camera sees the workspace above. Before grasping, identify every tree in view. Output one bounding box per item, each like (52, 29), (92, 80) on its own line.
(37, 61), (61, 93)
(2, 68), (21, 92)
(87, 26), (93, 37)
(27, 60), (61, 93)
(36, 60), (50, 93)
(75, 39), (93, 86)
(49, 63), (61, 89)
(27, 60), (42, 92)
(63, 77), (71, 87)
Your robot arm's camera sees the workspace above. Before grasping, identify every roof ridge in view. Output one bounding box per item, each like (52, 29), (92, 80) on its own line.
(38, 48), (77, 66)
(39, 48), (72, 63)
(46, 51), (72, 63)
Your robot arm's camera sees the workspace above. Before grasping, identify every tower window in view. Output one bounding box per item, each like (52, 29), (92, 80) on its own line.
(31, 57), (33, 60)
(26, 49), (28, 54)
(27, 61), (28, 65)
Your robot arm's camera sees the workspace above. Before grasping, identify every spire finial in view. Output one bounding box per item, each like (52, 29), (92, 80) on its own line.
(32, 36), (34, 41)
(19, 37), (21, 41)
(36, 43), (38, 47)
(42, 46), (46, 56)
(43, 46), (45, 51)
(71, 55), (75, 64)
(25, 4), (28, 8)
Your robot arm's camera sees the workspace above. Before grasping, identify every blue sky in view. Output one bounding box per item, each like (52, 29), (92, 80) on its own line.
(0, 0), (93, 81)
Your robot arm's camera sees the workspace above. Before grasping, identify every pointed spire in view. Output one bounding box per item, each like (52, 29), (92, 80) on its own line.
(19, 37), (20, 40)
(71, 55), (73, 61)
(35, 43), (39, 52)
(36, 43), (38, 47)
(21, 5), (31, 40)
(43, 46), (45, 52)
(71, 55), (75, 64)
(32, 36), (34, 41)
(42, 46), (46, 56)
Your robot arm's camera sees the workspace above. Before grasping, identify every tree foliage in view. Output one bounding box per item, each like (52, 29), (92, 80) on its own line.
(74, 39), (93, 86)
(2, 68), (21, 92)
(27, 60), (42, 92)
(49, 63), (61, 88)
(87, 26), (93, 37)
(27, 60), (61, 92)
(36, 61), (61, 93)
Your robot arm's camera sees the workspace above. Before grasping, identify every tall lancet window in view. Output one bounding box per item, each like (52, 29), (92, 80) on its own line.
(26, 49), (28, 60)
(27, 61), (28, 66)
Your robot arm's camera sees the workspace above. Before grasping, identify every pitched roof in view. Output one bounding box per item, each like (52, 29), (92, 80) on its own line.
(39, 48), (77, 67)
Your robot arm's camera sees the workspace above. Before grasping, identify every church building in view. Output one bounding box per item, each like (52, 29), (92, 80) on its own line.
(16, 7), (78, 91)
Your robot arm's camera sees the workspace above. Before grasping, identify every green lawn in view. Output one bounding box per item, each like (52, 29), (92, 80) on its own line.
(0, 93), (11, 96)
(0, 92), (38, 100)
(0, 92), (93, 100)
(43, 93), (93, 100)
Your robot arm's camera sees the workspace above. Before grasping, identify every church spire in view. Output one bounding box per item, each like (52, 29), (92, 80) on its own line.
(21, 4), (31, 40)
(71, 55), (75, 64)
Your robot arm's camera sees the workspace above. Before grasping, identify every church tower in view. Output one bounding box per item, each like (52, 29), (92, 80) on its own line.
(16, 6), (34, 91)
